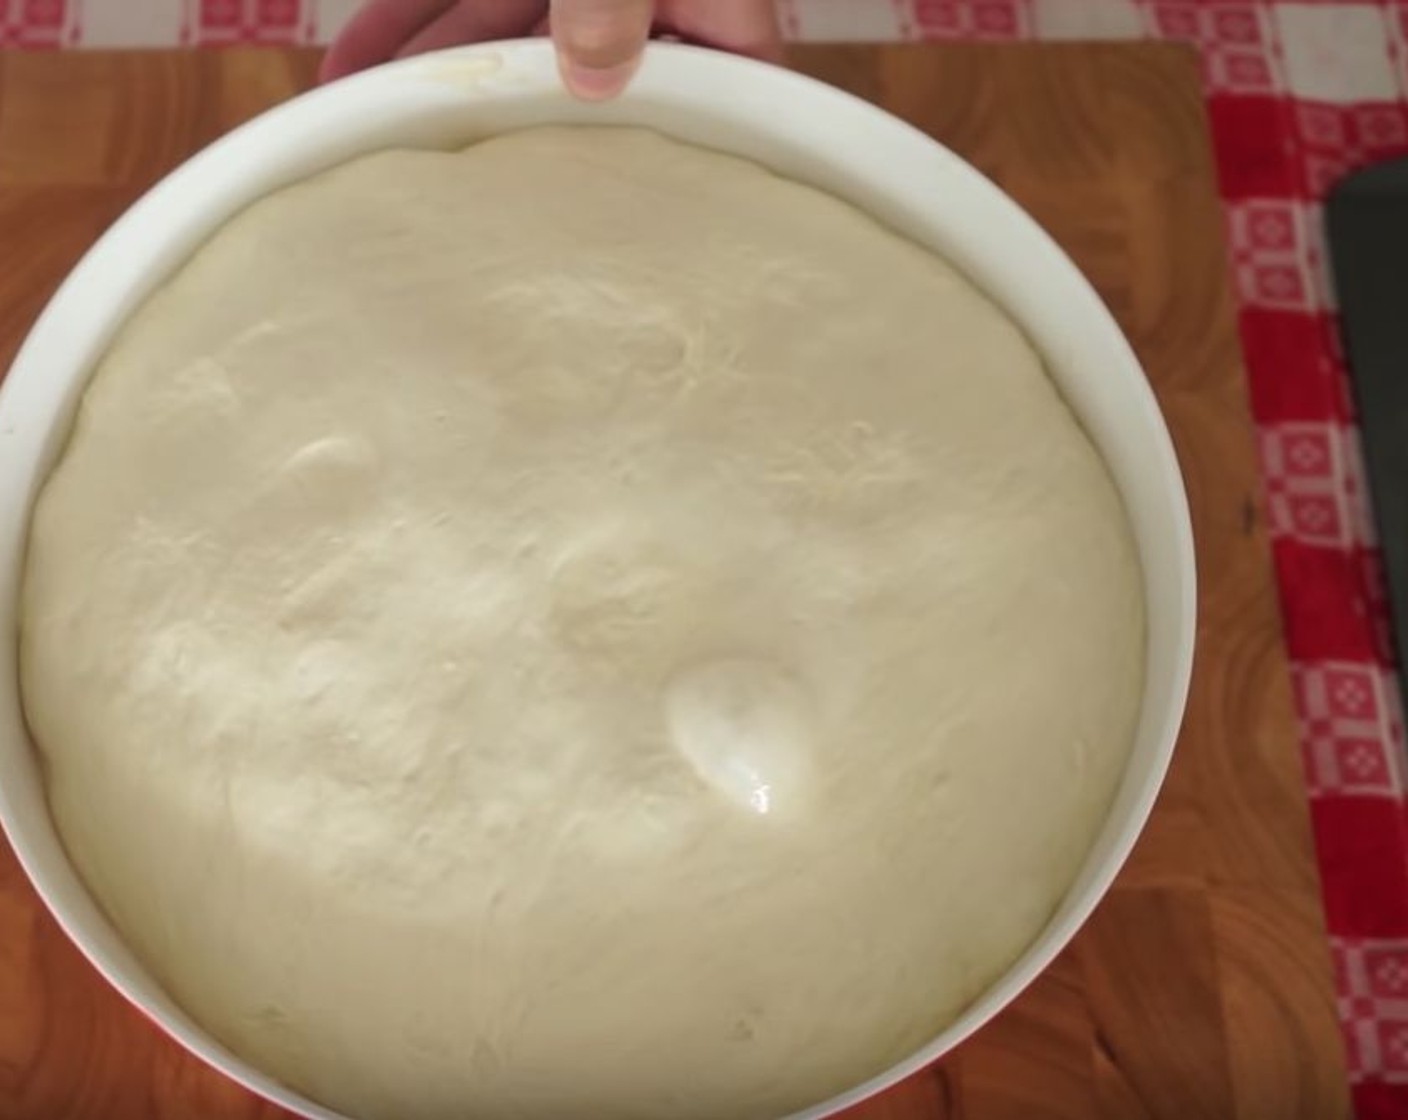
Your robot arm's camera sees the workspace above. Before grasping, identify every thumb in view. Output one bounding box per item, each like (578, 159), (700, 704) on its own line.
(550, 0), (654, 100)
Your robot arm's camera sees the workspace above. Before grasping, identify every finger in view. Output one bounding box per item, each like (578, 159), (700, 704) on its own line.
(659, 0), (782, 61)
(394, 0), (547, 60)
(321, 0), (452, 81)
(550, 0), (654, 100)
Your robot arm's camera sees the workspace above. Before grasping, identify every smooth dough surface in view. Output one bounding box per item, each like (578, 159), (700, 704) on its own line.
(22, 127), (1144, 1120)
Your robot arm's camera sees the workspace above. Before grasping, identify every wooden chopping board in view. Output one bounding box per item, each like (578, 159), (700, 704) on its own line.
(0, 43), (1351, 1120)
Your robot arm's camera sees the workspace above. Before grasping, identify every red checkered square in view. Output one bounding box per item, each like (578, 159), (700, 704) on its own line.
(1245, 203), (1297, 250)
(1143, 2), (1283, 93)
(1222, 51), (1273, 88)
(1211, 6), (1263, 46)
(1292, 99), (1408, 198)
(0, 0), (68, 46)
(1328, 663), (1380, 719)
(1238, 309), (1350, 423)
(1367, 946), (1408, 999)
(1282, 426), (1332, 476)
(1295, 662), (1402, 796)
(21, 0), (61, 27)
(1337, 738), (1393, 787)
(1300, 102), (1348, 149)
(1379, 1020), (1408, 1078)
(1316, 797), (1408, 936)
(1291, 493), (1341, 539)
(1355, 104), (1408, 149)
(1226, 199), (1330, 312)
(1208, 95), (1299, 198)
(1260, 421), (1375, 548)
(910, 0), (1030, 40)
(1275, 540), (1388, 663)
(1336, 937), (1408, 1085)
(189, 0), (310, 45)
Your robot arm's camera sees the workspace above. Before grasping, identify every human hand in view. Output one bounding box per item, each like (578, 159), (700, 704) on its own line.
(321, 0), (782, 100)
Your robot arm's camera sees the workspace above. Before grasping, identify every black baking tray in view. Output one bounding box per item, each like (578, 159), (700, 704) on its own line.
(1326, 156), (1408, 709)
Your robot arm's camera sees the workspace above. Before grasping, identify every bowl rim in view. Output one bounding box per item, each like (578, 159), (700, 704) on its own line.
(0, 38), (1196, 1120)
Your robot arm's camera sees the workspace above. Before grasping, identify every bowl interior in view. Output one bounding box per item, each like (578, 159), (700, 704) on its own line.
(0, 40), (1195, 1120)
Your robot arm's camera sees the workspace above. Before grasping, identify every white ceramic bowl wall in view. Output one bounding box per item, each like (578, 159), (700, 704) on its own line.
(0, 40), (1195, 1120)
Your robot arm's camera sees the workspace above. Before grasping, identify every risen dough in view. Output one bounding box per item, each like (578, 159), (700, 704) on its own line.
(21, 127), (1144, 1120)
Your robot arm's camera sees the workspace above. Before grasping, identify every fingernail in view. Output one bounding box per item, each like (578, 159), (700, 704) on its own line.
(561, 59), (636, 101)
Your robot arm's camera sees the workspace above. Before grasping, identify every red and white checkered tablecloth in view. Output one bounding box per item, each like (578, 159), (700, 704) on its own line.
(4, 0), (1408, 1115)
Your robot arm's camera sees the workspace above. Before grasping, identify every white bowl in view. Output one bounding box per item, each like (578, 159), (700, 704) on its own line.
(0, 40), (1195, 1120)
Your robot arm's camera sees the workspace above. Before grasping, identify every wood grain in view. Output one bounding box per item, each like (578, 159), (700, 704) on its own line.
(0, 44), (1349, 1120)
